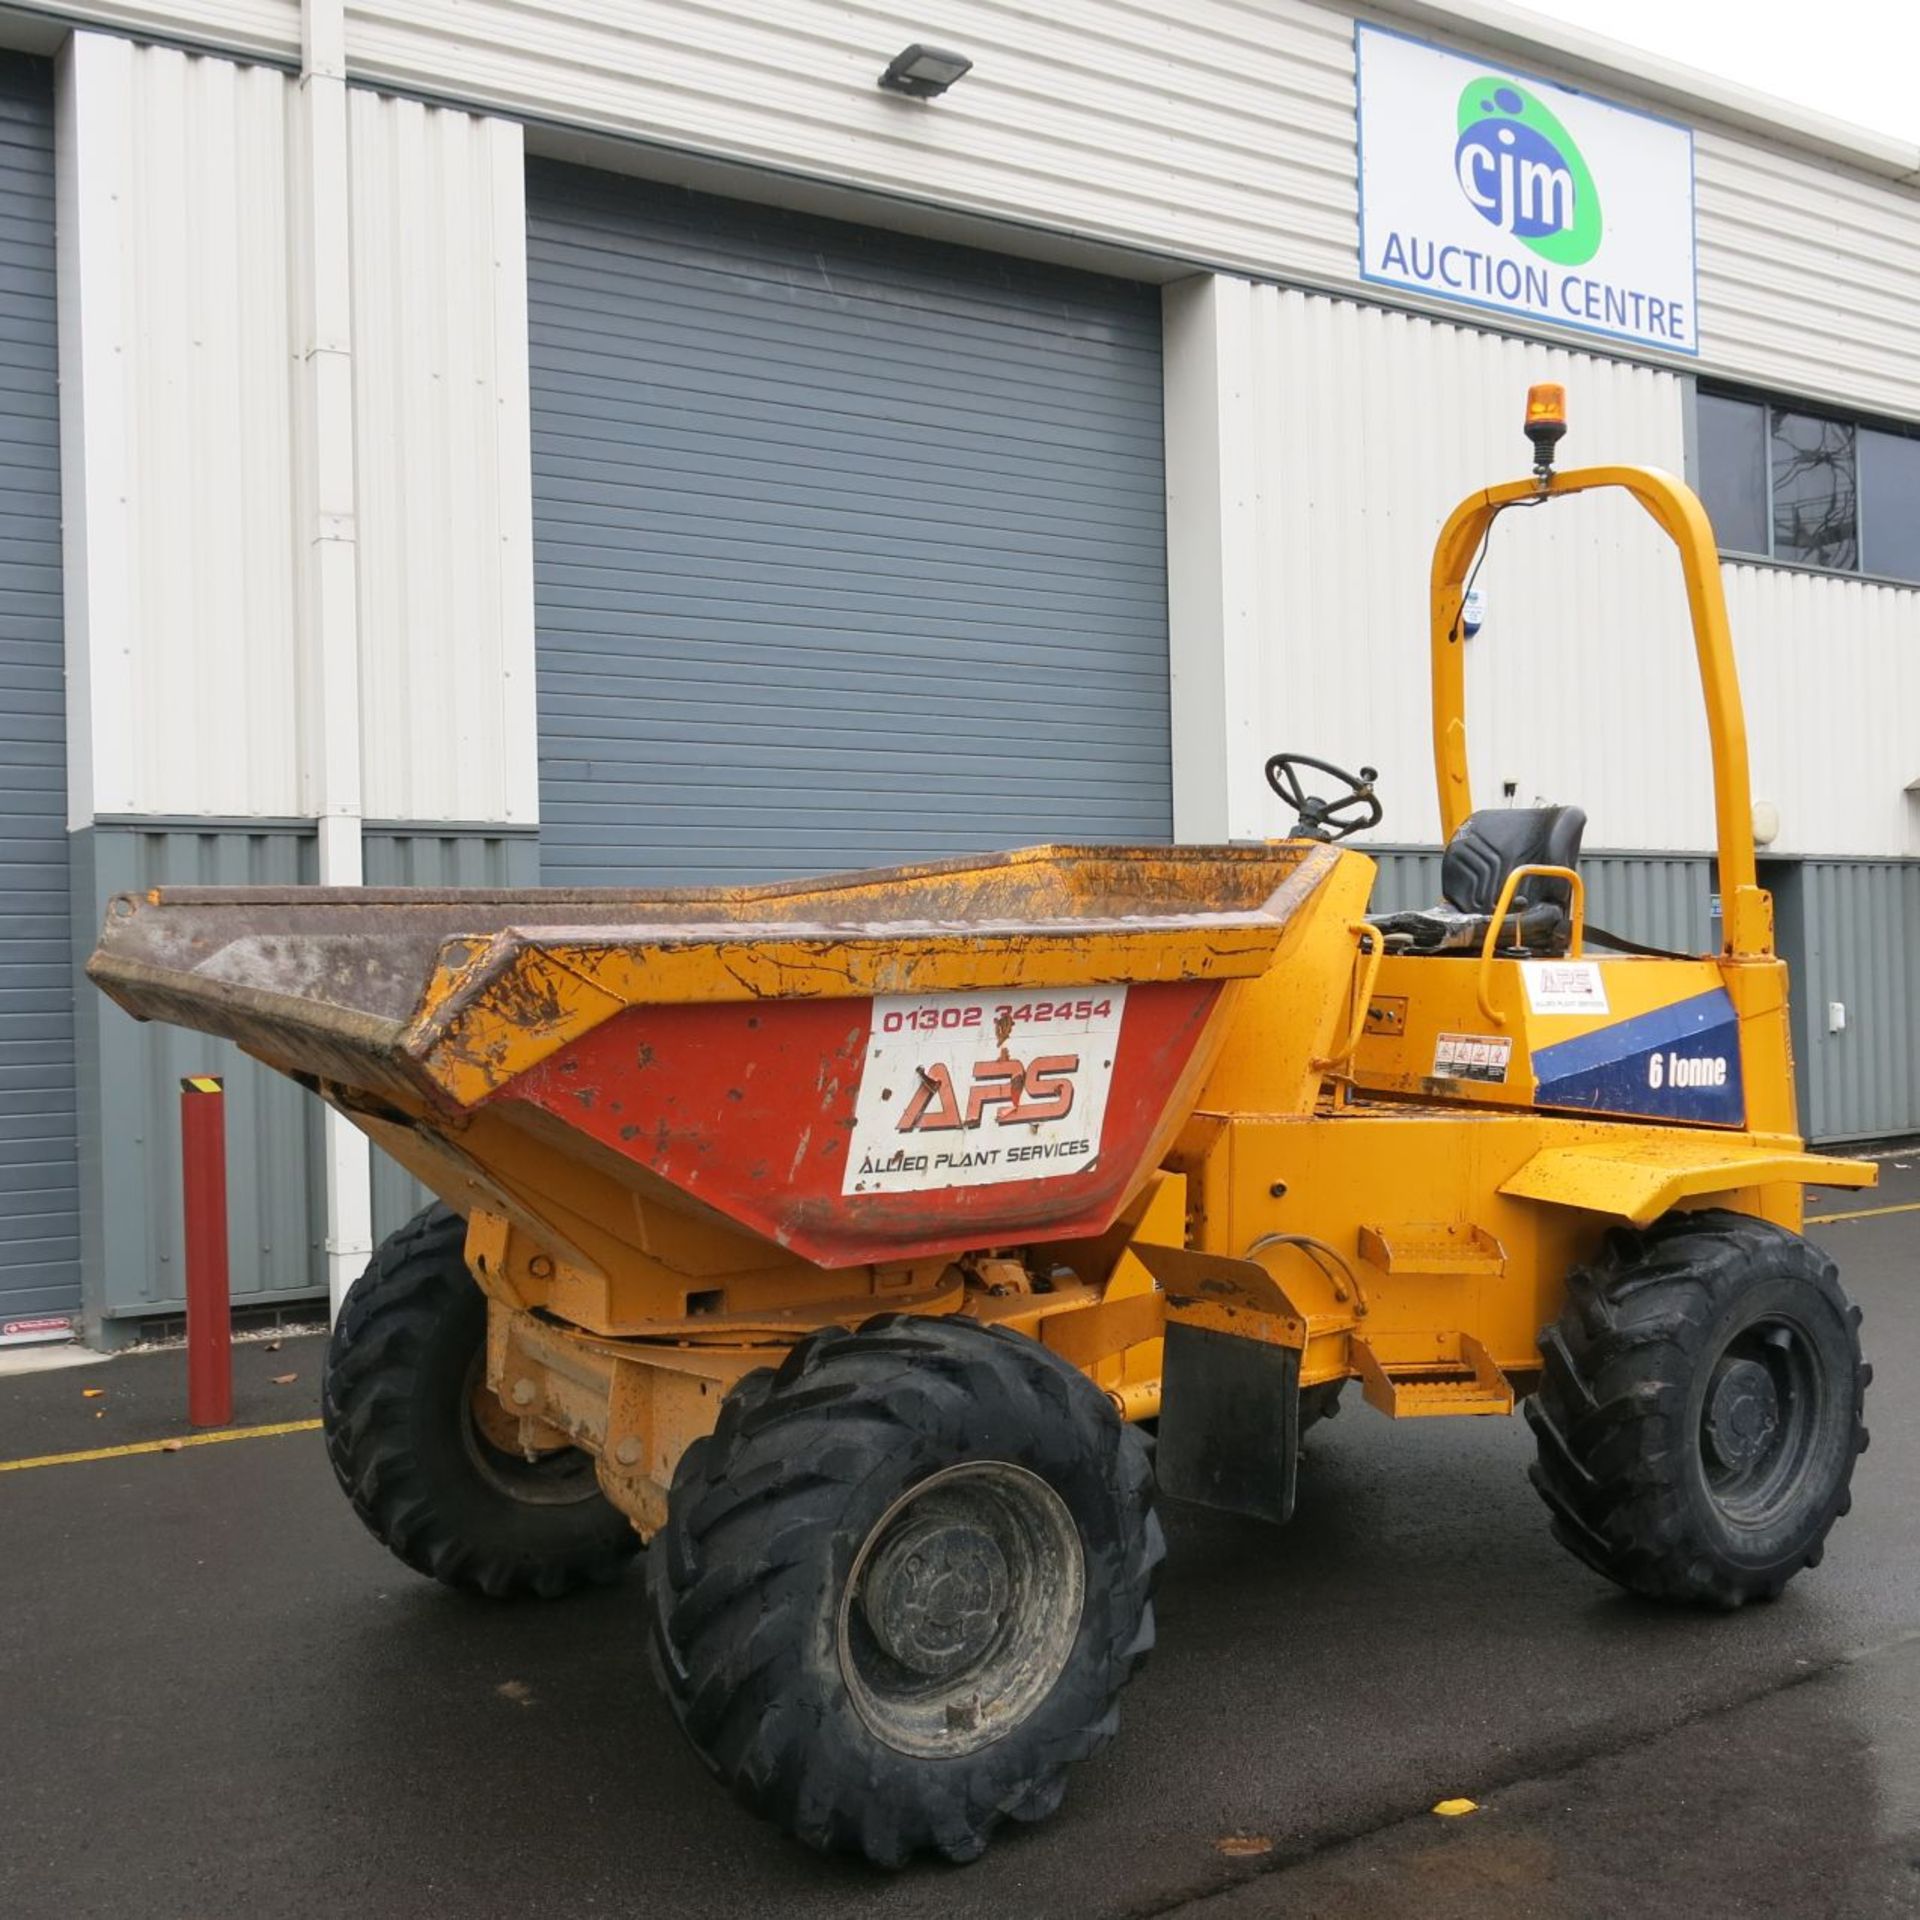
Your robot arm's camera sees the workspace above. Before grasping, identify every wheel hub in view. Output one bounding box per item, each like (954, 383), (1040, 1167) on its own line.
(1704, 1355), (1781, 1473)
(838, 1461), (1086, 1759)
(861, 1514), (1011, 1678)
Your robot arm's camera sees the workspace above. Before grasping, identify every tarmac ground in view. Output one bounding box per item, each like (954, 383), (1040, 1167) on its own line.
(3, 1156), (1917, 1919)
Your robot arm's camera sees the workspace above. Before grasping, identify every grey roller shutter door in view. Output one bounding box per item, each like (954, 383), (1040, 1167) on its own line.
(0, 56), (75, 1332)
(527, 162), (1170, 885)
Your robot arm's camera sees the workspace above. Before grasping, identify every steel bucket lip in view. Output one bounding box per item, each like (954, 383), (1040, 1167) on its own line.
(86, 838), (1340, 1112)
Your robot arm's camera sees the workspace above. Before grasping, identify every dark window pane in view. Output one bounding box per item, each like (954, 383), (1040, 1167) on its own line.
(1770, 409), (1857, 570)
(1860, 427), (1920, 582)
(1696, 393), (1768, 554)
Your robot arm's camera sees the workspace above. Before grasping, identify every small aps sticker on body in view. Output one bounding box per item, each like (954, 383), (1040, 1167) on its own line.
(1522, 959), (1610, 1016)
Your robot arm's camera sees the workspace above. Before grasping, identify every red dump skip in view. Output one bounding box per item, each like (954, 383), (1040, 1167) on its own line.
(506, 980), (1222, 1268)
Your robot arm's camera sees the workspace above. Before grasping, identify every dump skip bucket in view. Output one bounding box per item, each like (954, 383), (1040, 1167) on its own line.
(91, 842), (1335, 1265)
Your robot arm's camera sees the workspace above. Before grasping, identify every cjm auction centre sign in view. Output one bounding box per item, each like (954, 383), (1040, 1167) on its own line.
(1356, 26), (1698, 355)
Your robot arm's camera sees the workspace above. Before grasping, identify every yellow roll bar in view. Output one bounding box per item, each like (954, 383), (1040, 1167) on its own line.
(1428, 464), (1771, 961)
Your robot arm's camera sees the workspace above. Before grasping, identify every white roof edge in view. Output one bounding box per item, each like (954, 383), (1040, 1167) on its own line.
(1365, 0), (1920, 187)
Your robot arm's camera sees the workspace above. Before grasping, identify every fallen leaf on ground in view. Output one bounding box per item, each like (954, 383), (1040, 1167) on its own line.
(81, 1388), (105, 1399)
(1214, 1833), (1273, 1858)
(271, 1373), (298, 1386)
(1432, 1798), (1479, 1818)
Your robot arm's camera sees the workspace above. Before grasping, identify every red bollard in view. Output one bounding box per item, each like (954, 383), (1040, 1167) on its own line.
(180, 1076), (234, 1428)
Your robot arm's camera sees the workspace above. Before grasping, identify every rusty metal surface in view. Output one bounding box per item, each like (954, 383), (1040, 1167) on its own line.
(85, 840), (1341, 1285)
(88, 842), (1337, 1111)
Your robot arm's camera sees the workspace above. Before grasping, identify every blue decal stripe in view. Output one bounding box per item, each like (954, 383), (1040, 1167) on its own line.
(1532, 989), (1737, 1084)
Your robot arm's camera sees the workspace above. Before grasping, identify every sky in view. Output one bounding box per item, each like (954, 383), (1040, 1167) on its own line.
(1509, 0), (1919, 145)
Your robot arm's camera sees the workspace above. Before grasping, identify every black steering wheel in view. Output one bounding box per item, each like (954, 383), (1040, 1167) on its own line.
(1264, 753), (1383, 842)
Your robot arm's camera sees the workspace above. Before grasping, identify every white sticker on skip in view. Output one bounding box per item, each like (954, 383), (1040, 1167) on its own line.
(1523, 960), (1610, 1016)
(843, 988), (1126, 1196)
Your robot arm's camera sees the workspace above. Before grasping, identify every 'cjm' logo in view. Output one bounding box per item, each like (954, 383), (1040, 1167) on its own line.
(1454, 78), (1603, 266)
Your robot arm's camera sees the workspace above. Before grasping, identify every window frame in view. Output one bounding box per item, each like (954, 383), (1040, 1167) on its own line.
(1686, 378), (1920, 589)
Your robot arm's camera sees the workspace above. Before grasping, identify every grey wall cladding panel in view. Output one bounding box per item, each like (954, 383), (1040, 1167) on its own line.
(363, 828), (539, 1241)
(0, 55), (71, 1327)
(76, 827), (324, 1333)
(1794, 860), (1920, 1144)
(526, 160), (1171, 887)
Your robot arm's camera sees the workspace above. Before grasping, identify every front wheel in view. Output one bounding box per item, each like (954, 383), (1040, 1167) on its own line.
(321, 1204), (641, 1599)
(1527, 1209), (1869, 1608)
(647, 1313), (1163, 1867)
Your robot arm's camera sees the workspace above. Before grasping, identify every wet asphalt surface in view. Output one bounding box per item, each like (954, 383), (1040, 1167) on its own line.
(2, 1159), (1917, 1919)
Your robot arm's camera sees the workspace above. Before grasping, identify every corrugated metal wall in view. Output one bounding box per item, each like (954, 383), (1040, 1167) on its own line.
(56, 0), (1920, 422)
(41, 4), (1920, 425)
(1185, 285), (1700, 851)
(75, 826), (324, 1334)
(0, 54), (74, 1332)
(1721, 563), (1920, 860)
(350, 93), (537, 828)
(1178, 287), (1920, 863)
(526, 161), (1171, 884)
(1790, 860), (1920, 1144)
(63, 41), (537, 830)
(77, 41), (302, 819)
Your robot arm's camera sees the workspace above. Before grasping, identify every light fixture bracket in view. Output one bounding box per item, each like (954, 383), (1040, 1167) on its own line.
(879, 44), (973, 99)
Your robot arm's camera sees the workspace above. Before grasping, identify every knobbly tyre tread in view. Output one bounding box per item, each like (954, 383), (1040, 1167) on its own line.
(321, 1202), (640, 1600)
(647, 1312), (1163, 1867)
(1525, 1208), (1869, 1609)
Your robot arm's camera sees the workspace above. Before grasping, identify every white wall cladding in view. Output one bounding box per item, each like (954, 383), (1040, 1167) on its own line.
(338, 0), (1361, 284)
(1694, 135), (1920, 421)
(349, 92), (534, 825)
(58, 33), (534, 825)
(60, 35), (302, 819)
(1724, 565), (1920, 861)
(1169, 281), (1920, 862)
(44, 1), (1920, 420)
(1169, 279), (1707, 852)
(50, 0), (298, 63)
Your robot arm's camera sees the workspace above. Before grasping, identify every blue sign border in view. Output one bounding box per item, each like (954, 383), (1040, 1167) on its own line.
(1354, 22), (1701, 359)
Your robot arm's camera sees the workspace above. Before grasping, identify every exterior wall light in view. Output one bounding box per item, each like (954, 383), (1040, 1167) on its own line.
(879, 45), (973, 98)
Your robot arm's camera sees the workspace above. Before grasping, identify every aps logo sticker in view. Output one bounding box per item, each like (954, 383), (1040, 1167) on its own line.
(843, 989), (1125, 1196)
(1454, 78), (1602, 265)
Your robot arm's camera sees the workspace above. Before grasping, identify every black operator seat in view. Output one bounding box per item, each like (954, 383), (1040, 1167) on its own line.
(1372, 805), (1587, 956)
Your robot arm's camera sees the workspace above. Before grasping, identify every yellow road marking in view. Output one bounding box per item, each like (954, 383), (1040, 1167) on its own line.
(0, 1418), (322, 1474)
(1805, 1200), (1920, 1227)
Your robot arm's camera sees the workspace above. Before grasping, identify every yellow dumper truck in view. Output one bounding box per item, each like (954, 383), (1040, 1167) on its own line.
(90, 391), (1876, 1866)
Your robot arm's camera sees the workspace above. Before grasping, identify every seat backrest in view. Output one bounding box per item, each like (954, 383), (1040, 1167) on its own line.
(1441, 806), (1587, 916)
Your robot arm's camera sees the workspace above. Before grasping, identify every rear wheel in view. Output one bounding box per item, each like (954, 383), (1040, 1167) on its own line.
(1527, 1209), (1868, 1608)
(647, 1313), (1162, 1866)
(322, 1204), (640, 1599)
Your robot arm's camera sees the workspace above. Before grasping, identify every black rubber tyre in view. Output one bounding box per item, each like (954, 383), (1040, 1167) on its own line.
(647, 1312), (1163, 1867)
(322, 1203), (640, 1599)
(1527, 1208), (1869, 1609)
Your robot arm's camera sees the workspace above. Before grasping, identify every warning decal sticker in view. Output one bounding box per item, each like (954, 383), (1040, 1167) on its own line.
(1432, 1032), (1514, 1083)
(844, 989), (1127, 1196)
